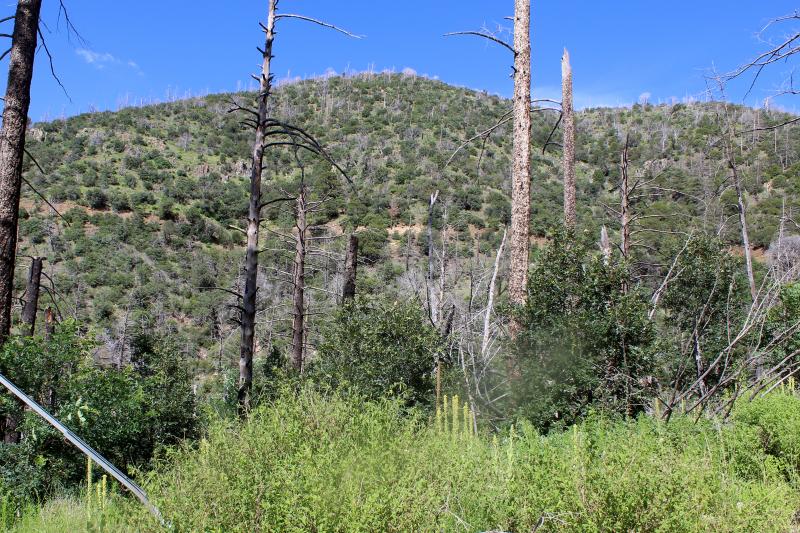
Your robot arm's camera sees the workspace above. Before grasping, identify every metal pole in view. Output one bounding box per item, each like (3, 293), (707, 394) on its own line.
(0, 372), (164, 524)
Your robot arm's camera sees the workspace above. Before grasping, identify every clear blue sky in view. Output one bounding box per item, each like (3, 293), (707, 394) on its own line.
(13, 1), (800, 121)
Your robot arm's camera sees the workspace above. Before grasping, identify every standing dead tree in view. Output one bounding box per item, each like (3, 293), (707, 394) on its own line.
(341, 234), (358, 303)
(445, 0), (532, 353)
(0, 0), (41, 344)
(508, 0), (532, 341)
(562, 48), (576, 229)
(259, 139), (352, 374)
(602, 134), (688, 266)
(720, 105), (758, 301)
(20, 255), (42, 334)
(233, 0), (358, 413)
(426, 190), (439, 325)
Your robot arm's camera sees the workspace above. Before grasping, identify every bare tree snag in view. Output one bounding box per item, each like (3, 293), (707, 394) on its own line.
(0, 0), (42, 344)
(482, 228), (506, 357)
(600, 225), (612, 265)
(342, 233), (358, 303)
(620, 137), (631, 260)
(44, 305), (54, 339)
(21, 255), (42, 335)
(562, 48), (576, 229)
(235, 3), (356, 408)
(290, 185), (307, 373)
(508, 0), (532, 340)
(426, 190), (439, 325)
(730, 159), (757, 301)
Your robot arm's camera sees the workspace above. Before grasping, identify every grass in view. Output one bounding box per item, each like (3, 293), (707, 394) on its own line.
(10, 387), (800, 532)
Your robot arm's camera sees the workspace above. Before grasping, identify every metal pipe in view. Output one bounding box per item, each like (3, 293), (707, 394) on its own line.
(0, 372), (164, 524)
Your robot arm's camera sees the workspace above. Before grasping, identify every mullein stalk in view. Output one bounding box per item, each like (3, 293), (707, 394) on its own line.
(452, 394), (460, 437)
(442, 395), (449, 434)
(86, 458), (93, 516)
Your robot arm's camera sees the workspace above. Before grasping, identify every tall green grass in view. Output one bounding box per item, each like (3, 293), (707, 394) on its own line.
(12, 387), (800, 532)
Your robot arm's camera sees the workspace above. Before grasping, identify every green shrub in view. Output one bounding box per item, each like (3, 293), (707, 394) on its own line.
(32, 389), (796, 532)
(513, 230), (655, 430)
(0, 325), (199, 506)
(314, 296), (442, 405)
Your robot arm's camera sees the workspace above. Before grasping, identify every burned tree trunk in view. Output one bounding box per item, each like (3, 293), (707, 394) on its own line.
(239, 0), (277, 414)
(562, 48), (576, 229)
(0, 0), (42, 344)
(508, 0), (532, 339)
(290, 185), (307, 373)
(342, 233), (358, 303)
(44, 306), (54, 340)
(21, 256), (42, 335)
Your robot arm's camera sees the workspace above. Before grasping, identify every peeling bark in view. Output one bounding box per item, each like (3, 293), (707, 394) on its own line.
(508, 0), (531, 341)
(0, 0), (42, 344)
(562, 48), (576, 229)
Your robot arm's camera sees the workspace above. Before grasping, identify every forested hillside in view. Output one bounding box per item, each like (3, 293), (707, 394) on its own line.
(16, 73), (800, 374)
(5, 0), (800, 528)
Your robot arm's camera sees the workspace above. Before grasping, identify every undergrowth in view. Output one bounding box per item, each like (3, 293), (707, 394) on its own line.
(10, 386), (800, 532)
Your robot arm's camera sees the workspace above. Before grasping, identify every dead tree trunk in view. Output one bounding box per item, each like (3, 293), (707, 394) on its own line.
(426, 190), (439, 325)
(21, 256), (42, 335)
(730, 160), (757, 301)
(482, 228), (506, 357)
(342, 233), (358, 303)
(562, 48), (576, 229)
(508, 0), (532, 339)
(0, 0), (42, 344)
(620, 137), (631, 260)
(600, 225), (612, 265)
(44, 306), (54, 340)
(239, 0), (277, 413)
(44, 306), (57, 410)
(290, 185), (307, 373)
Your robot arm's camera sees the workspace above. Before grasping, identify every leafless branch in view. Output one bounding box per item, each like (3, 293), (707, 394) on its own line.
(444, 31), (516, 55)
(275, 13), (362, 39)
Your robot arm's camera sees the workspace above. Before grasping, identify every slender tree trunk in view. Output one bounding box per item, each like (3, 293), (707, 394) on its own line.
(692, 327), (708, 397)
(0, 0), (42, 344)
(342, 233), (358, 302)
(600, 225), (612, 265)
(730, 160), (757, 301)
(562, 48), (576, 229)
(21, 256), (42, 335)
(426, 190), (439, 325)
(239, 0), (277, 414)
(482, 228), (506, 357)
(508, 0), (531, 339)
(437, 207), (448, 325)
(620, 138), (631, 260)
(290, 186), (307, 372)
(44, 306), (56, 409)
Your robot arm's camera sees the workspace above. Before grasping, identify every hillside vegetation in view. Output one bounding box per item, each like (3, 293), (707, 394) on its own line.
(10, 387), (800, 532)
(16, 73), (800, 368)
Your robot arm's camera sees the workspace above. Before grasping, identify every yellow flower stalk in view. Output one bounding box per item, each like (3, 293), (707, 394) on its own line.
(452, 394), (460, 436)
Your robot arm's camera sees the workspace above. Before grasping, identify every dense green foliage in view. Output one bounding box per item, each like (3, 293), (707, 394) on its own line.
(10, 387), (800, 532)
(512, 231), (655, 430)
(0, 325), (198, 507)
(314, 296), (442, 405)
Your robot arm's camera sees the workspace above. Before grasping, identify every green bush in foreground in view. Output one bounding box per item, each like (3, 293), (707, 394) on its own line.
(12, 387), (800, 532)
